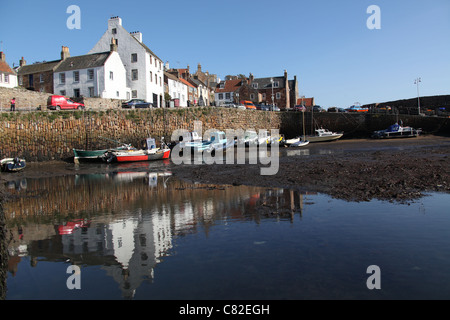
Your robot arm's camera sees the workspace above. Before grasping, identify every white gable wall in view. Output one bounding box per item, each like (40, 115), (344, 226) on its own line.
(89, 17), (164, 107)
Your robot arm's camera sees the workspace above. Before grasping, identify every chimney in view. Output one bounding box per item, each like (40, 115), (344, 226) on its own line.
(0, 52), (5, 62)
(61, 46), (70, 60)
(19, 57), (26, 67)
(197, 63), (202, 73)
(130, 31), (142, 43)
(108, 16), (122, 29)
(110, 38), (118, 52)
(249, 73), (254, 84)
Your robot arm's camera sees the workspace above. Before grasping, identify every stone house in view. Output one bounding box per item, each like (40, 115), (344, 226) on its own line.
(250, 70), (299, 110)
(16, 47), (70, 93)
(53, 41), (130, 99)
(89, 17), (165, 107)
(0, 51), (18, 89)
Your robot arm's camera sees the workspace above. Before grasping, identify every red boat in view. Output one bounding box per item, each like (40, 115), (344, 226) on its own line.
(103, 138), (171, 163)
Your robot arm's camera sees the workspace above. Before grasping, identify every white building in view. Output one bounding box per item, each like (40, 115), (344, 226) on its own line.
(53, 46), (130, 99)
(0, 52), (18, 88)
(164, 71), (188, 107)
(89, 17), (165, 107)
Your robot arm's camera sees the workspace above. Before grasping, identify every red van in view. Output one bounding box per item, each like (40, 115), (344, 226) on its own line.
(47, 95), (85, 110)
(240, 100), (256, 110)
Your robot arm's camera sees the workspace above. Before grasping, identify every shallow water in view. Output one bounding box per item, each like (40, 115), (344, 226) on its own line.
(2, 163), (450, 300)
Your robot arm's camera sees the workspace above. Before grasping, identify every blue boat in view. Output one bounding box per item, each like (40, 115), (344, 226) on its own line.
(185, 130), (235, 155)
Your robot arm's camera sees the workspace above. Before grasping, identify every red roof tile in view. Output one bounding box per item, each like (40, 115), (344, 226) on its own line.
(215, 79), (242, 93)
(0, 61), (15, 75)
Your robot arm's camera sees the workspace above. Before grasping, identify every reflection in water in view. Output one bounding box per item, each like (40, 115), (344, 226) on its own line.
(3, 170), (310, 299)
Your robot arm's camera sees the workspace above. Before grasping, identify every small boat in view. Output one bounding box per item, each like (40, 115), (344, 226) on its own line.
(103, 138), (171, 163)
(1, 157), (26, 172)
(73, 144), (134, 161)
(240, 130), (269, 147)
(306, 128), (343, 143)
(372, 123), (422, 139)
(185, 130), (235, 154)
(290, 139), (310, 147)
(169, 131), (202, 149)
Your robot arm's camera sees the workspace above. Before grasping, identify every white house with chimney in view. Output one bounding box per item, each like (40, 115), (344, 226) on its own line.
(164, 71), (188, 107)
(89, 17), (165, 107)
(53, 44), (130, 99)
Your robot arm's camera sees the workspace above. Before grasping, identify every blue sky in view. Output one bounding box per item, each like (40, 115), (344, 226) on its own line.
(1, 0), (449, 108)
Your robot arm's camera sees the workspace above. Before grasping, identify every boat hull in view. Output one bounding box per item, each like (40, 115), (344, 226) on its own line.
(306, 133), (343, 143)
(108, 149), (171, 163)
(1, 158), (26, 172)
(73, 148), (108, 160)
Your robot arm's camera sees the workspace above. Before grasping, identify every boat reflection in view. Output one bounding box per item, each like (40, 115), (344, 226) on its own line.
(3, 172), (315, 299)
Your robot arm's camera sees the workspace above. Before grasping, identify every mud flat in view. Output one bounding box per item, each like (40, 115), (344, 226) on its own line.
(171, 135), (450, 202)
(0, 135), (449, 203)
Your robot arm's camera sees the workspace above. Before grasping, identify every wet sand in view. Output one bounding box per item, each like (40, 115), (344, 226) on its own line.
(1, 135), (449, 203)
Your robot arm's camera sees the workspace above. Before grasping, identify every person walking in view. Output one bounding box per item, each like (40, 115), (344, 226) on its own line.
(10, 97), (16, 111)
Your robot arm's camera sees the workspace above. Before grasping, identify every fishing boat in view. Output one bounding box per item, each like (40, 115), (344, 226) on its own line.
(1, 157), (26, 172)
(371, 123), (422, 139)
(306, 128), (343, 143)
(73, 137), (135, 162)
(103, 138), (171, 163)
(185, 130), (235, 154)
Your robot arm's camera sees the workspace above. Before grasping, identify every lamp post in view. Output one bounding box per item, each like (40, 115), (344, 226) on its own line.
(270, 78), (274, 108)
(414, 77), (421, 115)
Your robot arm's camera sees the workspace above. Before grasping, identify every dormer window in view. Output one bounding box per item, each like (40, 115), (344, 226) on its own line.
(220, 83), (224, 89)
(252, 83), (258, 89)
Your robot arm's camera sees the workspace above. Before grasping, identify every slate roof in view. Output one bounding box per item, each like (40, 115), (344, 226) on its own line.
(251, 76), (285, 90)
(17, 59), (61, 75)
(55, 52), (112, 72)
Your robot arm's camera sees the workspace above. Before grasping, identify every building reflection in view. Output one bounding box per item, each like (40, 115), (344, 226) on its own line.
(3, 169), (314, 299)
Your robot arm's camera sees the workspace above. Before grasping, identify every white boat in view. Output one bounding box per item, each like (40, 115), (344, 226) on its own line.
(372, 123), (422, 139)
(1, 157), (26, 172)
(286, 109), (310, 147)
(306, 128), (343, 143)
(290, 140), (310, 147)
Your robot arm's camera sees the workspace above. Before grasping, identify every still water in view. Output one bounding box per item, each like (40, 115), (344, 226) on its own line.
(2, 162), (450, 300)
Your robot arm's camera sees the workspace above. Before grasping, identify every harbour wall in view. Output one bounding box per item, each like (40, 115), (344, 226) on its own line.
(1, 107), (449, 162)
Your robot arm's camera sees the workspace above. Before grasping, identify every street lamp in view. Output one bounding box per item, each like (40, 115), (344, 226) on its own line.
(414, 77), (421, 115)
(270, 78), (274, 108)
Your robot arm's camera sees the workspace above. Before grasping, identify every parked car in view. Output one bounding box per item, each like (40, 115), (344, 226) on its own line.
(240, 100), (257, 110)
(47, 95), (85, 110)
(256, 104), (270, 111)
(312, 105), (325, 112)
(121, 99), (152, 109)
(269, 105), (280, 111)
(327, 107), (338, 112)
(236, 104), (246, 110)
(223, 101), (237, 108)
(293, 105), (306, 112)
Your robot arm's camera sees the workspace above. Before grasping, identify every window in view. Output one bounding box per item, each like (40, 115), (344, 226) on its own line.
(73, 88), (80, 97)
(150, 71), (152, 82)
(218, 93), (223, 100)
(110, 71), (114, 80)
(132, 69), (138, 81)
(88, 87), (94, 97)
(252, 83), (258, 89)
(276, 92), (281, 99)
(150, 55), (152, 64)
(4, 74), (8, 83)
(112, 28), (117, 34)
(131, 53), (138, 63)
(160, 77), (162, 86)
(132, 90), (137, 98)
(250, 93), (255, 100)
(40, 74), (44, 83)
(116, 91), (120, 97)
(225, 93), (231, 99)
(0, 74), (2, 82)
(155, 74), (157, 84)
(219, 83), (224, 89)
(73, 71), (80, 83)
(60, 90), (66, 96)
(273, 81), (279, 88)
(88, 69), (94, 80)
(262, 93), (266, 100)
(18, 76), (23, 86)
(60, 73), (66, 84)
